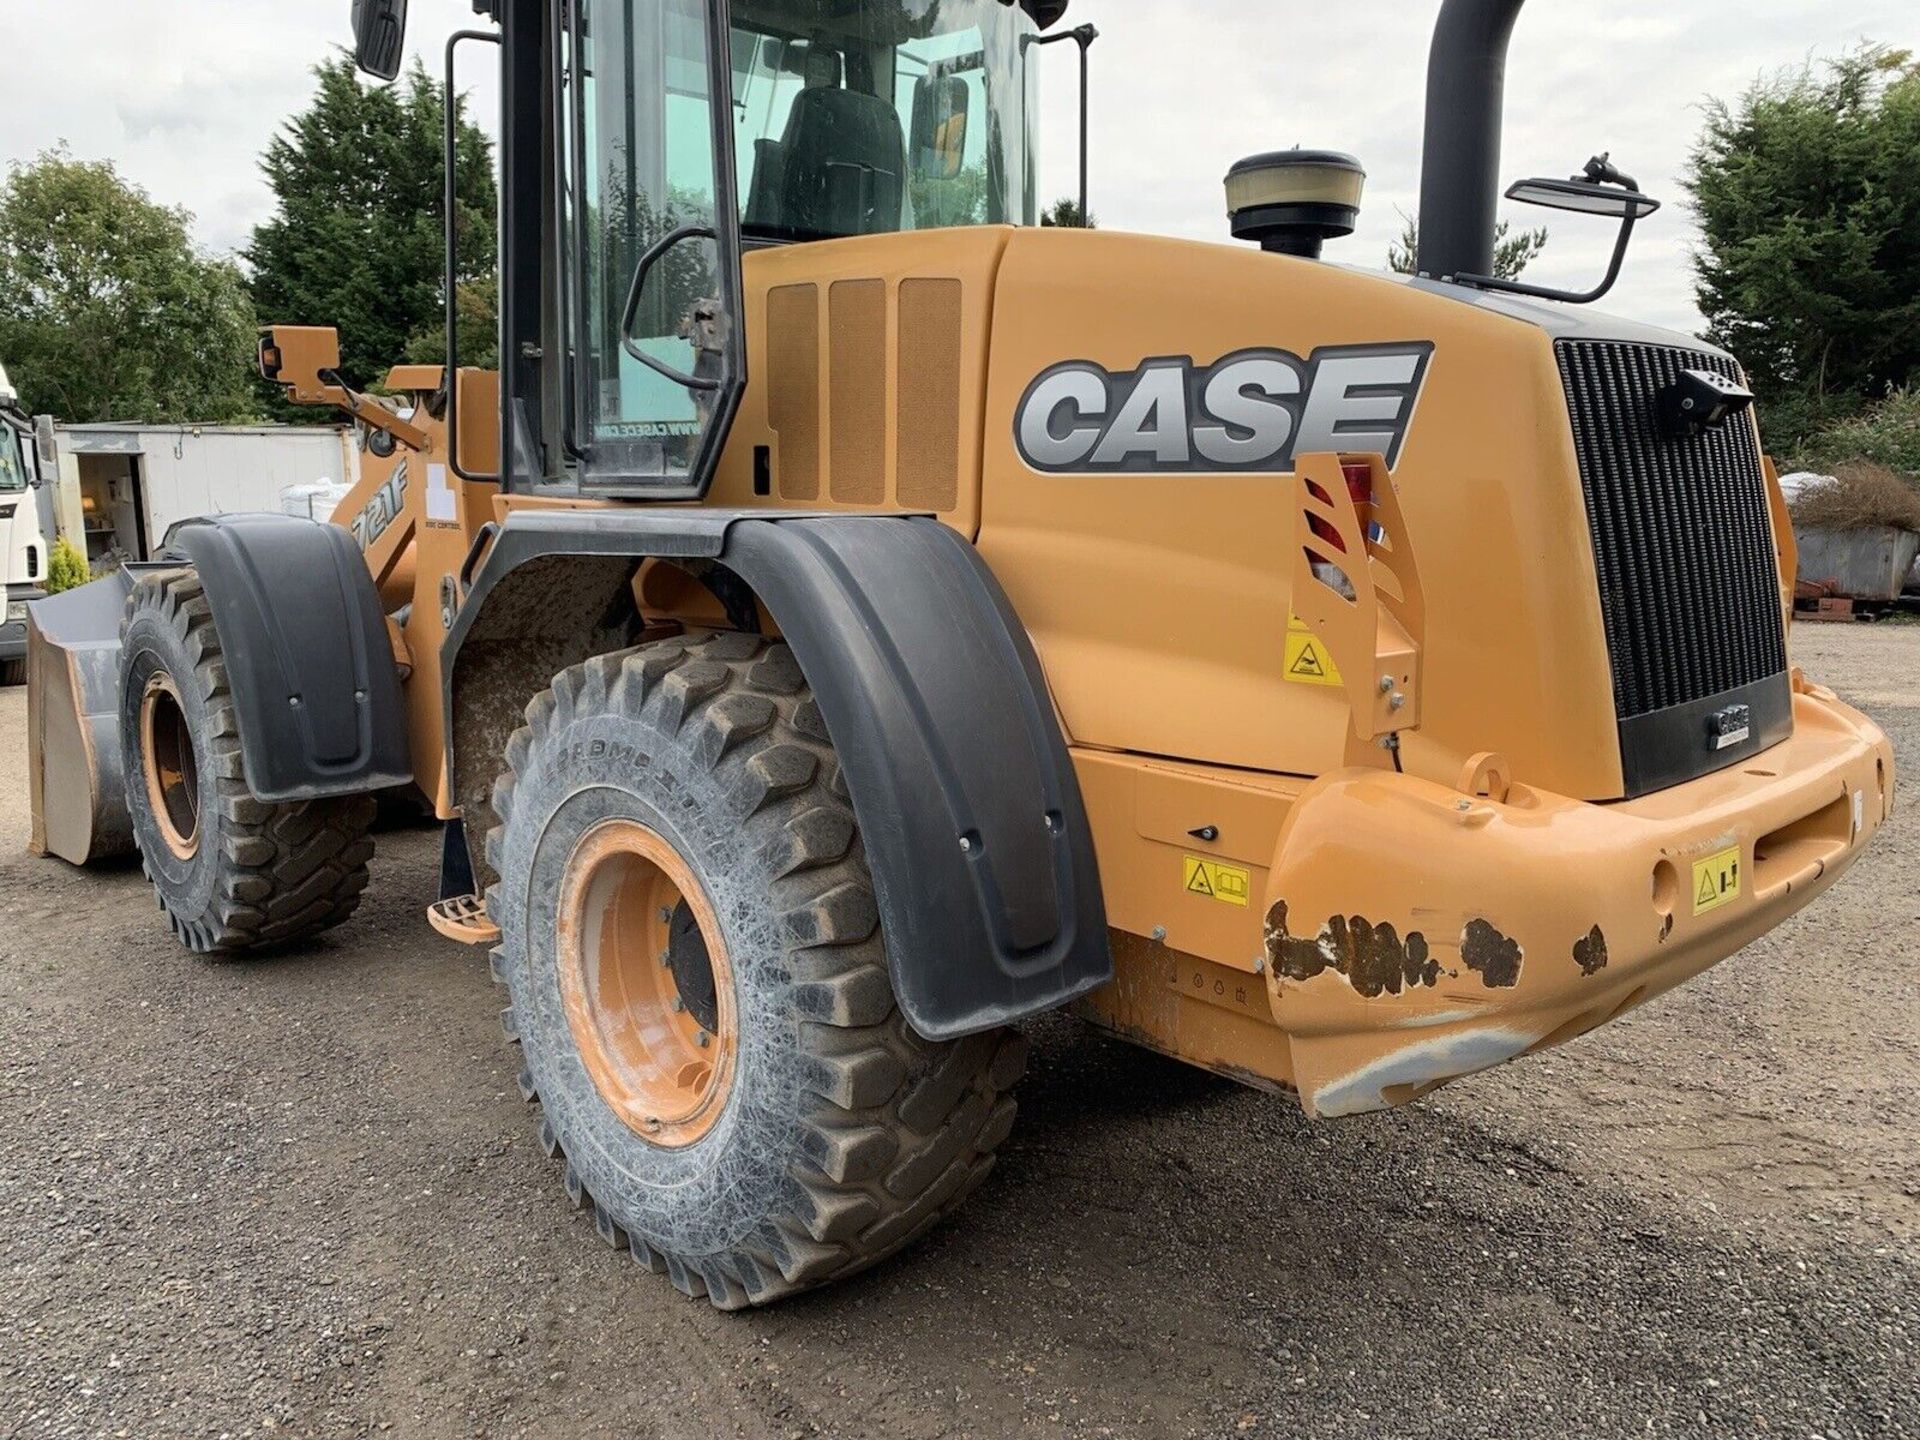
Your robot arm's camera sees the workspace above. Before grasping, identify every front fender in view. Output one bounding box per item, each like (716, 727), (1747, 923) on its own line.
(445, 510), (1112, 1040)
(169, 514), (410, 802)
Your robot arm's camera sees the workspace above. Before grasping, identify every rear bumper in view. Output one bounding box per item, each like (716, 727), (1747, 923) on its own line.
(1264, 680), (1894, 1117)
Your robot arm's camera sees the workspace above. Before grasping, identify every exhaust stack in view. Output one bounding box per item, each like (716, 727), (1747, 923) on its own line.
(1415, 0), (1525, 281)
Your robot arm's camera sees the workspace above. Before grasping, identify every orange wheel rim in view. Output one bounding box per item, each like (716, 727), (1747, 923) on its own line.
(140, 673), (200, 861)
(555, 820), (737, 1147)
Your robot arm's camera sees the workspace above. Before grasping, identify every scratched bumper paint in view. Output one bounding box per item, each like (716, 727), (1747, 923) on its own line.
(1264, 683), (1895, 1117)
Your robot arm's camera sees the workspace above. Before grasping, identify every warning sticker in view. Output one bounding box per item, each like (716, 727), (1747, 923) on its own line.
(1691, 846), (1742, 915)
(1183, 855), (1251, 908)
(1284, 615), (1342, 688)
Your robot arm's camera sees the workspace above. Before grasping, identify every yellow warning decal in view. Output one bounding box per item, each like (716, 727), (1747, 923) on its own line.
(1691, 846), (1741, 915)
(1284, 614), (1342, 688)
(1183, 855), (1251, 907)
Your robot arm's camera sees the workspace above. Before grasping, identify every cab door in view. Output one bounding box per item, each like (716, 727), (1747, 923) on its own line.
(560, 0), (745, 498)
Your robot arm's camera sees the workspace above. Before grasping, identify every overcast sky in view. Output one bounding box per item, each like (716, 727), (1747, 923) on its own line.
(3, 1), (1909, 337)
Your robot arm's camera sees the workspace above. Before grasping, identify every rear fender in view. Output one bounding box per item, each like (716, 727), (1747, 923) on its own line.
(445, 510), (1112, 1040)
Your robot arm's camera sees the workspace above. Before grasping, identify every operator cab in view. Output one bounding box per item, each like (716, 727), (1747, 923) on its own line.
(357, 0), (1052, 503)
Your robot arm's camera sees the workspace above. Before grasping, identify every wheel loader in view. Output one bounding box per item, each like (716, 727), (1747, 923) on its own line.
(26, 0), (1896, 1310)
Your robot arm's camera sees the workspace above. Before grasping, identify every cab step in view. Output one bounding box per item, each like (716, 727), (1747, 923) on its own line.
(428, 893), (500, 946)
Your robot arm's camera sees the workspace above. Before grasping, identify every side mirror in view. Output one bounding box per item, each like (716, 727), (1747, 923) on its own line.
(351, 0), (409, 83)
(259, 325), (343, 403)
(1505, 175), (1660, 221)
(1456, 155), (1661, 306)
(910, 74), (972, 181)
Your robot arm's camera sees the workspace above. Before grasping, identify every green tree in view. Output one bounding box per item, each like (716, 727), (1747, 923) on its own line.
(248, 54), (497, 407)
(1799, 387), (1920, 476)
(0, 148), (257, 423)
(1685, 46), (1920, 438)
(46, 534), (89, 594)
(405, 275), (498, 368)
(1039, 196), (1095, 228)
(907, 164), (992, 229)
(1387, 212), (1546, 280)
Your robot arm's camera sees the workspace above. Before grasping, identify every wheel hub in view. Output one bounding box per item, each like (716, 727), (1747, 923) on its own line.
(139, 674), (200, 860)
(555, 820), (737, 1147)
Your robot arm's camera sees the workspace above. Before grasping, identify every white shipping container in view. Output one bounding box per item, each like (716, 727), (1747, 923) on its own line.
(51, 423), (359, 564)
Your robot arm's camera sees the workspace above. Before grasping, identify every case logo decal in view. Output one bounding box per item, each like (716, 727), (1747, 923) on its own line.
(1014, 343), (1433, 475)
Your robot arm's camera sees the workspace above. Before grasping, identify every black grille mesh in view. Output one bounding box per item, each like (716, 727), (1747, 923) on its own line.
(1556, 340), (1787, 721)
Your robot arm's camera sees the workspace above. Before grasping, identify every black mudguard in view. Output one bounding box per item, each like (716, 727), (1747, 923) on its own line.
(446, 510), (1112, 1040)
(166, 515), (410, 802)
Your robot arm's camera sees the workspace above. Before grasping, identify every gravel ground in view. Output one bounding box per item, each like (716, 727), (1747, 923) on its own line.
(1, 621), (1915, 1439)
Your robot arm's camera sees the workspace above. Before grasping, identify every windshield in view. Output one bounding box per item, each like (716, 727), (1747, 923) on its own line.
(730, 0), (1037, 242)
(0, 425), (27, 492)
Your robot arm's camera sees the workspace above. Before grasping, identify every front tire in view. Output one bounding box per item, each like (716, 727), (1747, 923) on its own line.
(120, 571), (376, 953)
(488, 633), (1026, 1309)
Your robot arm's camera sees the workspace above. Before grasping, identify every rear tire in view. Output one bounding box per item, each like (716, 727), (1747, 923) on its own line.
(488, 632), (1026, 1309)
(1, 657), (25, 686)
(120, 571), (376, 953)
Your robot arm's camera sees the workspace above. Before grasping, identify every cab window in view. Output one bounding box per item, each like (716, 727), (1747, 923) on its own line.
(728, 0), (1034, 242)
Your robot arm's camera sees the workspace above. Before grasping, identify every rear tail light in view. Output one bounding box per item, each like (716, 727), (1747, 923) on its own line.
(1340, 460), (1373, 504)
(1305, 460), (1382, 552)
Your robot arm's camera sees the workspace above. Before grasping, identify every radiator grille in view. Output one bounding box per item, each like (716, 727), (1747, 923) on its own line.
(1556, 340), (1786, 724)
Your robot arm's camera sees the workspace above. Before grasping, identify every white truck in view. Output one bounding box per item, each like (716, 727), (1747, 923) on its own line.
(0, 363), (49, 684)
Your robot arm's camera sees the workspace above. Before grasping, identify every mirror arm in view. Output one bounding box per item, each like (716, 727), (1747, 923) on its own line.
(1023, 24), (1098, 223)
(619, 224), (728, 391)
(1583, 152), (1638, 193)
(317, 368), (433, 452)
(1455, 211), (1637, 306)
